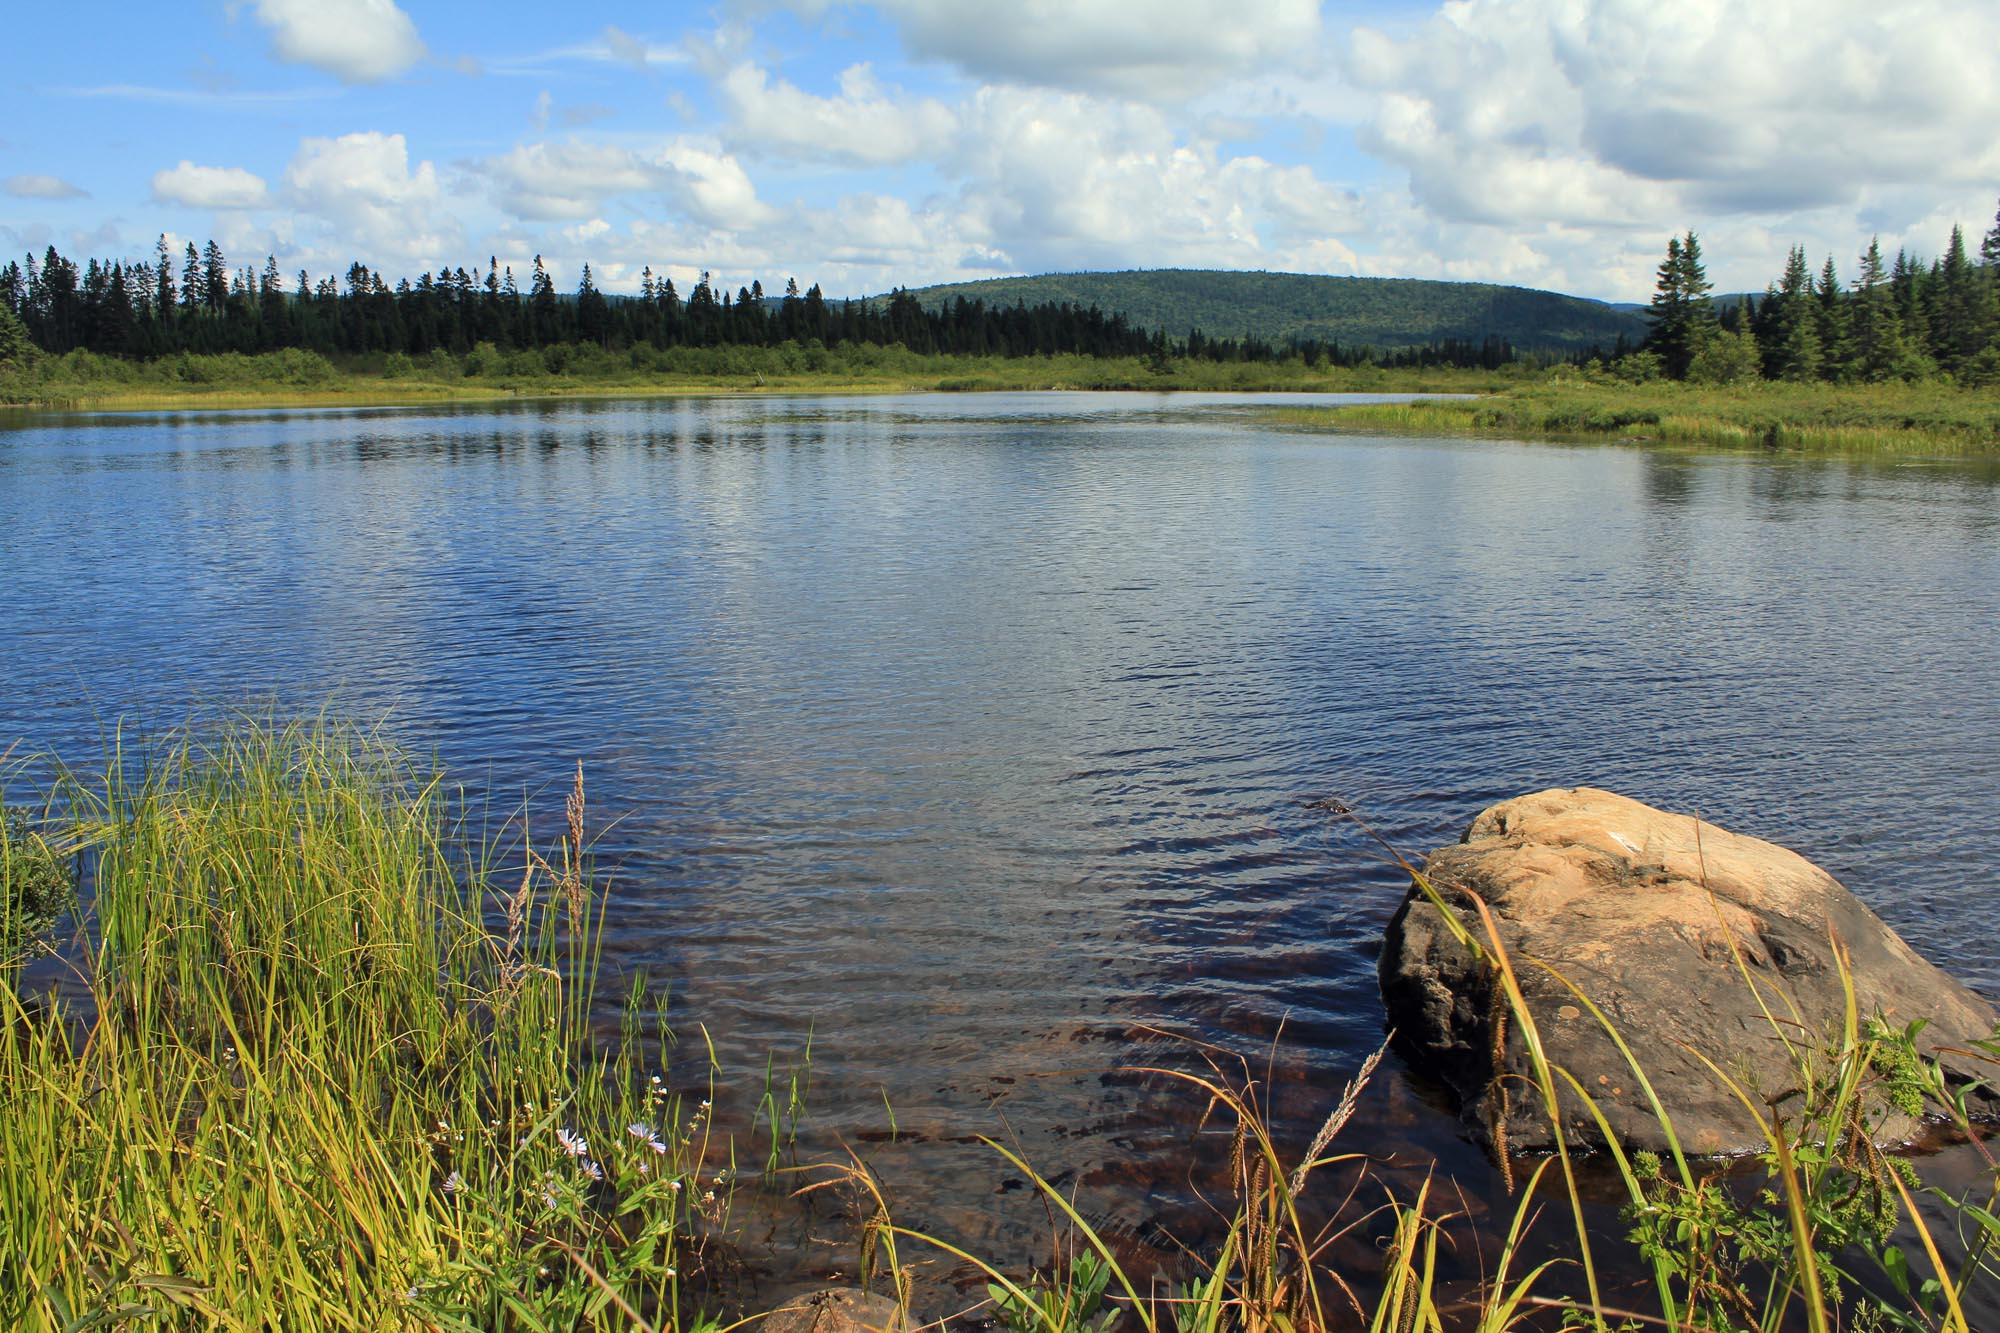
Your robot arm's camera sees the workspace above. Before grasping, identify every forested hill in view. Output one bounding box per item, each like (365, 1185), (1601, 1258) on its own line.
(888, 270), (1649, 354)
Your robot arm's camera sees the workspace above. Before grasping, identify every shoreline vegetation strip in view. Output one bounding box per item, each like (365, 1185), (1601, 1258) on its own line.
(3, 346), (1997, 456)
(4, 720), (1997, 1331)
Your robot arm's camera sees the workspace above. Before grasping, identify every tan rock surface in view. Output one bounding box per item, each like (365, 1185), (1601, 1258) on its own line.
(761, 1288), (910, 1333)
(1379, 787), (1999, 1155)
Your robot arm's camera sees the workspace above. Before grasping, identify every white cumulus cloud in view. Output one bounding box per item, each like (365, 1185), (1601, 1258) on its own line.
(283, 132), (453, 260)
(485, 141), (664, 220)
(720, 61), (958, 166)
(1345, 0), (2000, 227)
(654, 140), (772, 229)
(477, 136), (770, 230)
(250, 0), (426, 83)
(151, 161), (270, 209)
(947, 87), (1364, 273)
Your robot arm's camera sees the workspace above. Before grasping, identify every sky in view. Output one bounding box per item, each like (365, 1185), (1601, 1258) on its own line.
(3, 0), (1998, 303)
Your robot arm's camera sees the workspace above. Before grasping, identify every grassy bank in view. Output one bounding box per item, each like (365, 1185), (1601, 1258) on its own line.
(1, 721), (749, 1331)
(0, 343), (1509, 413)
(6, 723), (1995, 1330)
(1273, 377), (2000, 455)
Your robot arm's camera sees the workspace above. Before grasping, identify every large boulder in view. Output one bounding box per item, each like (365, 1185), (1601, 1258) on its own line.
(762, 1288), (910, 1333)
(1379, 787), (1999, 1156)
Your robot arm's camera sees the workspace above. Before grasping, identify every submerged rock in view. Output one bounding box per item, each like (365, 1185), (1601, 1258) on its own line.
(1379, 787), (1999, 1156)
(761, 1288), (911, 1333)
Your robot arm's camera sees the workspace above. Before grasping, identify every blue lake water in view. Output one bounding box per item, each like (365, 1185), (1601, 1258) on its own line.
(3, 391), (1998, 1279)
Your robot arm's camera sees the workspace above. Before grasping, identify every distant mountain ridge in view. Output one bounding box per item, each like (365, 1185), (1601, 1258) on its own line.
(886, 269), (1649, 354)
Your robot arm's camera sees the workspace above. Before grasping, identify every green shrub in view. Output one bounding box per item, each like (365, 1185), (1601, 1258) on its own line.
(463, 341), (501, 377)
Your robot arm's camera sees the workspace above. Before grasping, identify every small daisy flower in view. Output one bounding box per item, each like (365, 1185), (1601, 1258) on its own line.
(555, 1128), (589, 1157)
(581, 1159), (604, 1182)
(443, 1171), (465, 1195)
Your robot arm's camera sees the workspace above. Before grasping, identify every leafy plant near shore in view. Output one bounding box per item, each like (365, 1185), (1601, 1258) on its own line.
(0, 720), (745, 1331)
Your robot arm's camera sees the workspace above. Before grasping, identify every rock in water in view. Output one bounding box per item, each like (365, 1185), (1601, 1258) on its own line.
(762, 1288), (910, 1333)
(1379, 787), (1999, 1155)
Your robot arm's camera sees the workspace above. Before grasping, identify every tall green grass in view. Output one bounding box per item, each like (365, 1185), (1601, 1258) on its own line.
(0, 720), (735, 1332)
(1274, 378), (2000, 455)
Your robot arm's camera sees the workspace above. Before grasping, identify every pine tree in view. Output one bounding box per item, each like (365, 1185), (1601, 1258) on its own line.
(201, 239), (228, 311)
(0, 298), (35, 365)
(1848, 237), (1914, 381)
(576, 262), (610, 346)
(99, 261), (134, 353)
(180, 243), (203, 316)
(529, 256), (562, 345)
(153, 235), (176, 334)
(1931, 224), (1988, 373)
(1763, 246), (1821, 382)
(1813, 256), (1846, 377)
(1645, 231), (1715, 379)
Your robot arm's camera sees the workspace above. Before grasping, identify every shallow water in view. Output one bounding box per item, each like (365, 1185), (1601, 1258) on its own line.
(4, 391), (1998, 1293)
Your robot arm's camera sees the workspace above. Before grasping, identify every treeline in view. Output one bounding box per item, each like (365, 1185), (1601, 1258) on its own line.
(1642, 201), (2000, 384)
(0, 238), (1529, 373)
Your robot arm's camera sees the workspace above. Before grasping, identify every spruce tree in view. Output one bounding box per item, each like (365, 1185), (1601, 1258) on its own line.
(201, 240), (228, 311)
(1814, 256), (1846, 378)
(1645, 231), (1715, 379)
(153, 235), (176, 337)
(576, 262), (610, 347)
(530, 255), (560, 345)
(180, 243), (203, 316)
(0, 297), (36, 366)
(1848, 237), (1914, 381)
(1931, 224), (1988, 373)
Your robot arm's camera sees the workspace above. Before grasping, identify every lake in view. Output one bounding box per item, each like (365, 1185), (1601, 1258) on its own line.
(4, 391), (1998, 1287)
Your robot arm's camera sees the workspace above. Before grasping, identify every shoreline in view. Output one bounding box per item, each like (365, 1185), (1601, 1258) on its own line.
(0, 354), (1510, 417)
(1270, 377), (2000, 456)
(8, 365), (1995, 460)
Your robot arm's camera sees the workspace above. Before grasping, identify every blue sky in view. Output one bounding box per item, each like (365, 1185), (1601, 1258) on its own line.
(4, 0), (1997, 302)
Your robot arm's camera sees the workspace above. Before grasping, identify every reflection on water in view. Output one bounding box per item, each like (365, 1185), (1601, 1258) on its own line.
(4, 392), (1999, 1284)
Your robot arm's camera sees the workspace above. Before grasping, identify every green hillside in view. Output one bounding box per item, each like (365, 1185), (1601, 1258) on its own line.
(890, 269), (1649, 354)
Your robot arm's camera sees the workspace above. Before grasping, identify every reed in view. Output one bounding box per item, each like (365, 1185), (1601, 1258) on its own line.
(0, 718), (738, 1332)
